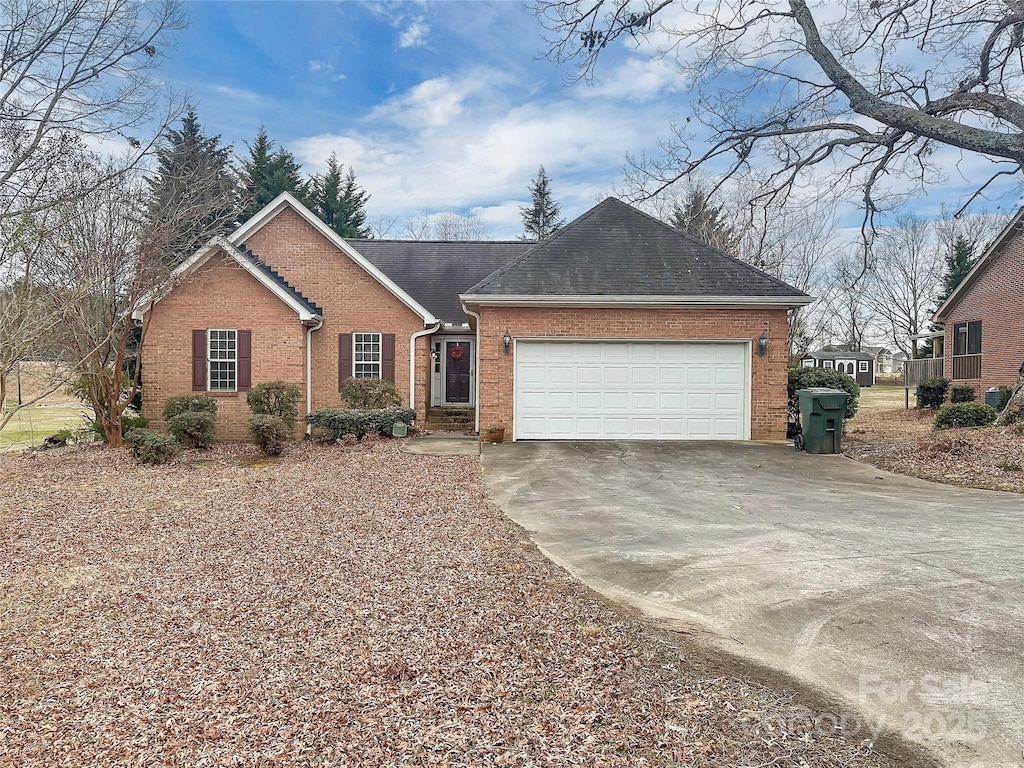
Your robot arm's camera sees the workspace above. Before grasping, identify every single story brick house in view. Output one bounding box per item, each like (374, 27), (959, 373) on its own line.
(932, 208), (1024, 395)
(799, 350), (876, 387)
(136, 193), (812, 441)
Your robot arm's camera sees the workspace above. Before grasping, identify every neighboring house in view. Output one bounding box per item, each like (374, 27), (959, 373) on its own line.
(825, 343), (895, 374)
(800, 351), (876, 387)
(892, 351), (908, 375)
(135, 194), (812, 442)
(932, 208), (1024, 395)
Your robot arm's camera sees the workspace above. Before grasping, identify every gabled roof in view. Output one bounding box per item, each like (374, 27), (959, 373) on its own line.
(933, 206), (1023, 321)
(229, 192), (438, 325)
(132, 236), (322, 322)
(803, 350), (876, 362)
(351, 240), (529, 323)
(460, 198), (812, 307)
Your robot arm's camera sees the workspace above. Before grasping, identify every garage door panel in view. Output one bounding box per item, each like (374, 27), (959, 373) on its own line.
(515, 341), (748, 441)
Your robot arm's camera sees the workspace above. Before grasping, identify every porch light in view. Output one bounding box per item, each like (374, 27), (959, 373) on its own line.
(757, 330), (769, 357)
(502, 329), (512, 355)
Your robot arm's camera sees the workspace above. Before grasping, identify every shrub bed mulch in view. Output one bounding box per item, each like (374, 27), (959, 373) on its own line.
(1, 441), (894, 767)
(845, 406), (1024, 493)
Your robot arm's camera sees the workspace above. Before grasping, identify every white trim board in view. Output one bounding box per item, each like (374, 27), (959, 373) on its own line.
(229, 192), (437, 325)
(132, 236), (320, 322)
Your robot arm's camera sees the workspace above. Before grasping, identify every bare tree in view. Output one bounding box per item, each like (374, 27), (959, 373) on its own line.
(865, 213), (942, 358)
(403, 212), (492, 241)
(828, 251), (878, 352)
(535, 0), (1024, 242)
(0, 0), (186, 221)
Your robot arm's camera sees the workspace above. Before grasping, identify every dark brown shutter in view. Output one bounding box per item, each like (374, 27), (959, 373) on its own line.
(382, 333), (396, 383)
(192, 330), (207, 391)
(338, 333), (352, 390)
(237, 330), (252, 391)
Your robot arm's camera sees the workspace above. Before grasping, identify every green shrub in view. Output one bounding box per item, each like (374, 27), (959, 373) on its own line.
(996, 386), (1014, 412)
(163, 395), (217, 421)
(85, 410), (149, 443)
(248, 414), (289, 456)
(166, 411), (216, 448)
(246, 381), (302, 429)
(915, 377), (949, 409)
(934, 402), (997, 430)
(124, 428), (179, 465)
(950, 385), (975, 403)
(787, 367), (860, 436)
(308, 407), (415, 440)
(339, 377), (401, 409)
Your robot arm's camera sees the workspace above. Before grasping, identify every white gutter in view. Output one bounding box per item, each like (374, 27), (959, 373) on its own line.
(457, 294), (815, 308)
(462, 305), (482, 434)
(305, 317), (324, 435)
(409, 322), (441, 414)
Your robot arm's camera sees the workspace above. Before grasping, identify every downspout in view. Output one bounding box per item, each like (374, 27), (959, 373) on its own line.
(410, 322), (442, 417)
(462, 305), (482, 434)
(305, 317), (324, 436)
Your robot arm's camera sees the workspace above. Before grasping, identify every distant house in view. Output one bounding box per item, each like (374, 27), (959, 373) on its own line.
(932, 208), (1024, 393)
(800, 350), (875, 387)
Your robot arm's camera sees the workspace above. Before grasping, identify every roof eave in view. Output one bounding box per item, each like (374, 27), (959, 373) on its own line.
(459, 294), (814, 309)
(132, 235), (321, 322)
(228, 191), (438, 325)
(933, 206), (1024, 321)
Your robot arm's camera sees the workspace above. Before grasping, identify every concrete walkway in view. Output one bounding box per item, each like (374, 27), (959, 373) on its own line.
(482, 441), (1024, 768)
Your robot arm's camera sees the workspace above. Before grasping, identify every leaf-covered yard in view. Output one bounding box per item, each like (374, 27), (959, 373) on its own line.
(845, 386), (1024, 493)
(1, 441), (896, 767)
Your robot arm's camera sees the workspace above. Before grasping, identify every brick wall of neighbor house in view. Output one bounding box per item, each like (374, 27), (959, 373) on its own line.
(476, 306), (791, 440)
(241, 207), (429, 419)
(943, 242), (1024, 396)
(142, 252), (306, 441)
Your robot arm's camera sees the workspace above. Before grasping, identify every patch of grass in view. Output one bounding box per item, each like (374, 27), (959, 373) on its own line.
(856, 385), (909, 413)
(0, 406), (93, 452)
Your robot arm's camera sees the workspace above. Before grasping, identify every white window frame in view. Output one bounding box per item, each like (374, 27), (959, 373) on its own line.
(800, 358), (815, 368)
(208, 328), (237, 392)
(353, 331), (382, 379)
(822, 359), (835, 369)
(858, 360), (869, 372)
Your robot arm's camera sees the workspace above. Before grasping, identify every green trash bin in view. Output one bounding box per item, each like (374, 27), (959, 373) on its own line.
(796, 387), (849, 454)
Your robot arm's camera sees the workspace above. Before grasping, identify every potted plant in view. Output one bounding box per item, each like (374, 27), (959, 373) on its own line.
(483, 424), (505, 443)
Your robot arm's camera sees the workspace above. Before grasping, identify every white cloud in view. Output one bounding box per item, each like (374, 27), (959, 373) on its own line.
(399, 18), (430, 48)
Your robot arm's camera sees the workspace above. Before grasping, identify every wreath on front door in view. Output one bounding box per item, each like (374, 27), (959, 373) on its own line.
(449, 345), (466, 361)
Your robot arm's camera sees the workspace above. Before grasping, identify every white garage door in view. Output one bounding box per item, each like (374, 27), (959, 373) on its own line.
(514, 340), (748, 440)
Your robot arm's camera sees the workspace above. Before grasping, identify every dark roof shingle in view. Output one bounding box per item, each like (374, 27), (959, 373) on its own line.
(349, 240), (529, 323)
(464, 198), (809, 300)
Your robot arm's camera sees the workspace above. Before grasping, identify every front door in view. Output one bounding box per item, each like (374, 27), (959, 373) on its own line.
(445, 340), (472, 404)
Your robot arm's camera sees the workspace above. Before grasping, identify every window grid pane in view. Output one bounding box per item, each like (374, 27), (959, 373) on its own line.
(208, 329), (237, 391)
(353, 332), (382, 379)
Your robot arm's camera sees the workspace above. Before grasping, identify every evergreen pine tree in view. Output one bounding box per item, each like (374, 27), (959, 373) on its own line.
(936, 236), (978, 305)
(519, 166), (565, 241)
(239, 127), (309, 221)
(669, 188), (738, 253)
(309, 153), (371, 238)
(146, 108), (239, 266)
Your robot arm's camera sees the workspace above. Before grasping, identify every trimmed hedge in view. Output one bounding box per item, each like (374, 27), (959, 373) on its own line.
(167, 411), (216, 448)
(934, 402), (997, 430)
(950, 385), (975, 403)
(787, 367), (860, 436)
(163, 395), (217, 421)
(915, 377), (949, 409)
(125, 428), (179, 464)
(246, 381), (301, 429)
(249, 414), (289, 456)
(339, 377), (402, 409)
(308, 407), (415, 440)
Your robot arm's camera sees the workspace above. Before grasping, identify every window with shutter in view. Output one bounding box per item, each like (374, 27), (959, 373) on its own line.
(208, 329), (237, 392)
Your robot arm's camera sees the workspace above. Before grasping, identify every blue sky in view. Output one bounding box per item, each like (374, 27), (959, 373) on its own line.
(160, 0), (683, 238)
(157, 1), (1020, 240)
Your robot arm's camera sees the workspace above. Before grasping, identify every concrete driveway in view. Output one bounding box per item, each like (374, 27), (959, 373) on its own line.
(481, 441), (1024, 768)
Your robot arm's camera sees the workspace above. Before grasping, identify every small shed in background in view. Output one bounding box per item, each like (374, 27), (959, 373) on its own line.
(799, 350), (875, 387)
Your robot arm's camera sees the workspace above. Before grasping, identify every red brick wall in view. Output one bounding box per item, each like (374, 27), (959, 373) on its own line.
(475, 306), (790, 440)
(943, 238), (1024, 396)
(142, 252), (306, 441)
(242, 207), (428, 418)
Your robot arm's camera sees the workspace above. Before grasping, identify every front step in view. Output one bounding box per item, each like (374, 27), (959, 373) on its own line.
(424, 407), (474, 433)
